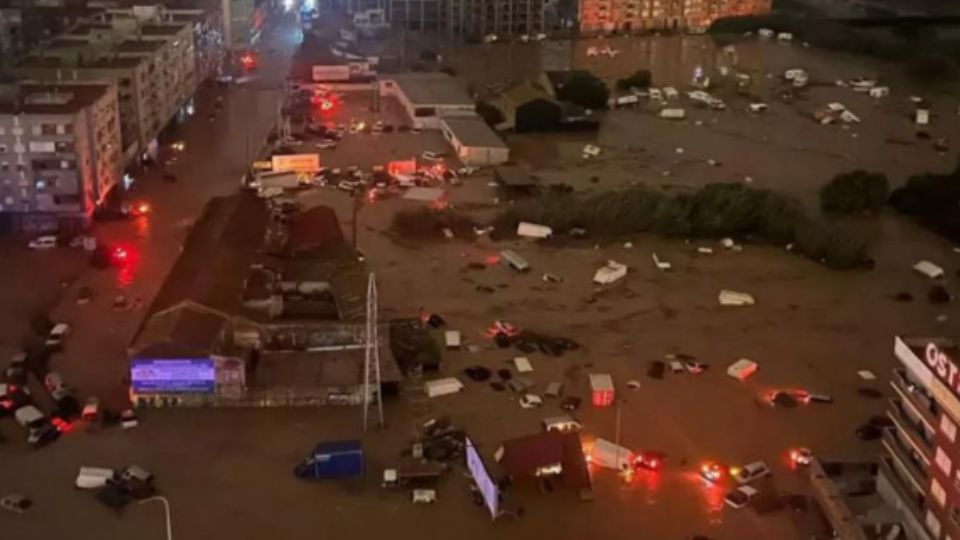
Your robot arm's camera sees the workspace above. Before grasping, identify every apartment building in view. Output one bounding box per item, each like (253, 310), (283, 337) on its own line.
(0, 81), (122, 232)
(882, 337), (960, 540)
(579, 0), (770, 33)
(383, 0), (546, 37)
(12, 16), (197, 163)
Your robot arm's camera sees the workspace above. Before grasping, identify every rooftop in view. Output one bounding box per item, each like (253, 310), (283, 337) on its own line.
(441, 116), (507, 149)
(130, 302), (228, 359)
(0, 82), (111, 115)
(117, 39), (165, 53)
(16, 54), (145, 69)
(390, 73), (473, 107)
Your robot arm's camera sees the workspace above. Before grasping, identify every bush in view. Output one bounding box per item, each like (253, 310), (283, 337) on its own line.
(491, 183), (872, 269)
(616, 70), (652, 91)
(555, 72), (610, 110)
(819, 170), (889, 215)
(890, 165), (960, 243)
(392, 207), (477, 239)
(476, 101), (505, 128)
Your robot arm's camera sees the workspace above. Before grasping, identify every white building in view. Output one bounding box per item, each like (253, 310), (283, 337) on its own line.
(379, 73), (476, 130)
(441, 116), (509, 166)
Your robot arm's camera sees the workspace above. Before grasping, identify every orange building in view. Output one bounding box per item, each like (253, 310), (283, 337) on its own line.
(579, 0), (771, 34)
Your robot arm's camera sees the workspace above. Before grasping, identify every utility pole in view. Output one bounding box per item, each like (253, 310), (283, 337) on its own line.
(362, 273), (384, 431)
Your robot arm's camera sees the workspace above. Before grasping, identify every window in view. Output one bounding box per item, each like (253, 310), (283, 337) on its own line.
(55, 142), (72, 153)
(16, 163), (24, 172)
(0, 144), (6, 153)
(926, 510), (942, 538)
(31, 125), (41, 136)
(1, 162), (8, 171)
(41, 124), (56, 136)
(932, 477), (947, 507)
(942, 415), (957, 443)
(936, 447), (953, 477)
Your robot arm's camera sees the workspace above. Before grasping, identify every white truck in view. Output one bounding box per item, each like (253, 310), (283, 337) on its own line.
(590, 438), (633, 471)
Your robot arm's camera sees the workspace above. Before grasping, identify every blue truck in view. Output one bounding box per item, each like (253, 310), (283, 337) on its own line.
(294, 440), (365, 479)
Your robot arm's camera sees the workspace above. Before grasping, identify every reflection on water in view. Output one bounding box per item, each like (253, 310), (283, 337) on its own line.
(450, 35), (768, 88)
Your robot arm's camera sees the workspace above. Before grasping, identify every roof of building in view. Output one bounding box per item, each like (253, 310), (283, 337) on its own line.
(390, 73), (473, 107)
(543, 69), (592, 93)
(256, 343), (401, 388)
(441, 116), (507, 149)
(117, 39), (165, 53)
(16, 54), (144, 69)
(286, 205), (345, 254)
(140, 24), (186, 36)
(498, 431), (591, 489)
(130, 302), (228, 359)
(0, 82), (111, 115)
(136, 193), (269, 327)
(494, 166), (539, 187)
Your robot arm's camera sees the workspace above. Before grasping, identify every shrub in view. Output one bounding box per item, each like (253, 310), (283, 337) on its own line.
(555, 72), (610, 110)
(491, 183), (872, 269)
(476, 101), (505, 128)
(890, 166), (960, 243)
(689, 183), (768, 236)
(392, 207), (477, 239)
(819, 170), (889, 215)
(616, 69), (652, 91)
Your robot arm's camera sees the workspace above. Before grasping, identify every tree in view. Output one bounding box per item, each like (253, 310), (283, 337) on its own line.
(475, 101), (505, 128)
(616, 69), (652, 91)
(819, 170), (889, 214)
(556, 72), (609, 110)
(515, 98), (562, 132)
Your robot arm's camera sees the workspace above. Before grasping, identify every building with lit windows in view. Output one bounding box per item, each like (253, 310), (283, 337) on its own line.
(0, 82), (122, 232)
(578, 0), (771, 34)
(880, 337), (960, 540)
(13, 14), (197, 164)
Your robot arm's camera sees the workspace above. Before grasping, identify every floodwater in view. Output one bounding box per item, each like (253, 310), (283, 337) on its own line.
(445, 35), (770, 89)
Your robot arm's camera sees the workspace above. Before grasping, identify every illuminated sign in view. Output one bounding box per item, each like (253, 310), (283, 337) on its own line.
(271, 154), (320, 173)
(465, 436), (499, 519)
(130, 359), (215, 394)
(312, 65), (351, 82)
(925, 343), (960, 398)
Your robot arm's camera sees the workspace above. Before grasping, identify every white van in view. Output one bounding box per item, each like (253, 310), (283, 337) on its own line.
(27, 236), (57, 250)
(76, 467), (115, 489)
(542, 415), (581, 432)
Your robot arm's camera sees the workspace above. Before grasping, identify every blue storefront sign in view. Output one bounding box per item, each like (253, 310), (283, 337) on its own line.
(130, 359), (216, 394)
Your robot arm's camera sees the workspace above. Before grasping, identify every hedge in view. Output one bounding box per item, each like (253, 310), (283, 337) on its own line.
(494, 183), (871, 269)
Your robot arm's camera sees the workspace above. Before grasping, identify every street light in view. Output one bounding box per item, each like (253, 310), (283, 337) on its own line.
(138, 496), (173, 540)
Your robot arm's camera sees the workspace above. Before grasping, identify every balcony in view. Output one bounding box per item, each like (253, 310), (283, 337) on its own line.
(879, 456), (928, 526)
(882, 428), (929, 491)
(888, 399), (935, 458)
(891, 369), (940, 429)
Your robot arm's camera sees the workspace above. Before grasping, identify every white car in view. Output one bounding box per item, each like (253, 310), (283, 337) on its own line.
(732, 460), (771, 485)
(81, 397), (100, 420)
(27, 236), (57, 250)
(75, 467), (115, 489)
(456, 166), (478, 176)
(483, 34), (498, 43)
(534, 33), (547, 41)
(338, 180), (361, 192)
(519, 394), (543, 409)
(724, 485), (759, 509)
(410, 128), (422, 135)
(421, 151), (445, 161)
(45, 323), (71, 349)
(316, 140), (337, 150)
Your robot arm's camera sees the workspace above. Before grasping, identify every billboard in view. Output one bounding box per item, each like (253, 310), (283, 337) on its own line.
(312, 65), (351, 82)
(130, 359), (215, 394)
(465, 436), (499, 519)
(271, 153), (320, 173)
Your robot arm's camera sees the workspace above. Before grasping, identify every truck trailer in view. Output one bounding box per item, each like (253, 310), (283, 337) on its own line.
(294, 440), (365, 479)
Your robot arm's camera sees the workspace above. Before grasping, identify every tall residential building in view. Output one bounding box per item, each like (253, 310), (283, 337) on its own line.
(382, 0), (546, 36)
(882, 337), (960, 540)
(12, 16), (197, 163)
(579, 0), (770, 33)
(0, 81), (122, 232)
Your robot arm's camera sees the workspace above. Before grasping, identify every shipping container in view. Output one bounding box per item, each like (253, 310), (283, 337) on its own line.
(591, 438), (633, 470)
(589, 374), (615, 407)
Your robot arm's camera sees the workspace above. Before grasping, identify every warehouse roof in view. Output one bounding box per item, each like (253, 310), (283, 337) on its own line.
(390, 73), (472, 107)
(0, 83), (111, 115)
(441, 116), (507, 149)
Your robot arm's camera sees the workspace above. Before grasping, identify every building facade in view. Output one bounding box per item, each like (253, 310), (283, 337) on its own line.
(0, 82), (122, 231)
(578, 0), (771, 33)
(382, 0), (546, 37)
(881, 337), (960, 540)
(13, 15), (198, 163)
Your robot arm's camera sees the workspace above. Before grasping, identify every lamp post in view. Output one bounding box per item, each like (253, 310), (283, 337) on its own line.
(138, 496), (173, 540)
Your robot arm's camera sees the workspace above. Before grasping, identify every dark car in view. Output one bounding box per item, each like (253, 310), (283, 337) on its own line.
(560, 396), (582, 411)
(28, 424), (60, 448)
(647, 361), (666, 380)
